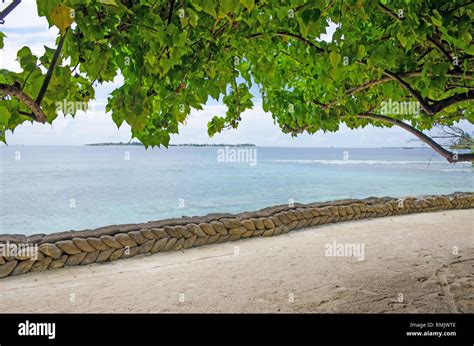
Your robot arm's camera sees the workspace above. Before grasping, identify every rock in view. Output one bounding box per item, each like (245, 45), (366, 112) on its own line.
(0, 256), (5, 265)
(96, 248), (115, 263)
(38, 243), (63, 259)
(129, 231), (148, 245)
(114, 233), (138, 248)
(30, 257), (53, 272)
(210, 221), (228, 235)
(151, 228), (169, 239)
(0, 260), (17, 278)
(11, 260), (36, 275)
(56, 240), (82, 255)
(241, 219), (256, 231)
(72, 238), (96, 252)
(49, 255), (68, 269)
(163, 226), (181, 239)
(87, 237), (110, 251)
(65, 252), (87, 266)
(80, 251), (100, 265)
(150, 238), (168, 253)
(186, 224), (206, 237)
(252, 230), (264, 237)
(220, 218), (242, 229)
(199, 223), (216, 236)
(183, 236), (197, 249)
(100, 235), (123, 249)
(309, 208), (320, 217)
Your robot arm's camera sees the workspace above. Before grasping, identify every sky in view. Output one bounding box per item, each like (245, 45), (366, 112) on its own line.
(0, 0), (471, 147)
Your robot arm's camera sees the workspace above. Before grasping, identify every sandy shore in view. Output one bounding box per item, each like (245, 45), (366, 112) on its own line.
(0, 209), (472, 313)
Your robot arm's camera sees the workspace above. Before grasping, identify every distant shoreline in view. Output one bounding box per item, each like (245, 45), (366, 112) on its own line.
(5, 144), (468, 150)
(85, 142), (256, 147)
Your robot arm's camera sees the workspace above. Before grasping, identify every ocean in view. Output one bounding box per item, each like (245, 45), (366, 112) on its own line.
(0, 145), (472, 235)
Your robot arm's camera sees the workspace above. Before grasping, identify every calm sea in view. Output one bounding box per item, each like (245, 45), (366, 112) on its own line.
(0, 145), (472, 235)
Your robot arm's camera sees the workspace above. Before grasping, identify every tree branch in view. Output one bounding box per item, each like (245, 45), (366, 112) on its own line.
(0, 84), (46, 123)
(36, 28), (68, 106)
(320, 70), (473, 110)
(380, 69), (434, 115)
(377, 2), (457, 65)
(356, 113), (474, 162)
(431, 90), (474, 113)
(247, 31), (324, 52)
(167, 0), (175, 25)
(377, 3), (402, 21)
(427, 37), (454, 63)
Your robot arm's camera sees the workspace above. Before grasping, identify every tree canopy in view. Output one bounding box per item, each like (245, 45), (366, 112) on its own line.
(0, 0), (473, 161)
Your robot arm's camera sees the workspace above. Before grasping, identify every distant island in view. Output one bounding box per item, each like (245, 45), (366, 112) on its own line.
(86, 142), (256, 147)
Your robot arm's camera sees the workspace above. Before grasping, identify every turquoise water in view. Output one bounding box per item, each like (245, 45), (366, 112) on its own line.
(0, 145), (472, 235)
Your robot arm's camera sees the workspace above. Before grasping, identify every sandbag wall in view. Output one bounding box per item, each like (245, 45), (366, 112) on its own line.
(1, 192), (473, 279)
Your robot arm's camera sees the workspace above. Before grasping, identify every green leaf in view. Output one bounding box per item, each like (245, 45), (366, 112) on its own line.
(98, 0), (118, 5)
(0, 106), (11, 126)
(0, 32), (5, 49)
(50, 4), (75, 34)
(397, 31), (407, 47)
(240, 0), (254, 12)
(329, 51), (340, 69)
(200, 0), (217, 18)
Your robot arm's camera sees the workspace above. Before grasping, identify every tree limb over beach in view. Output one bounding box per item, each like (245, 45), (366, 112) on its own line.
(0, 1), (472, 161)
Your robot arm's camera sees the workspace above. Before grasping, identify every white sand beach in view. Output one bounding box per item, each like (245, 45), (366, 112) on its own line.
(0, 209), (472, 313)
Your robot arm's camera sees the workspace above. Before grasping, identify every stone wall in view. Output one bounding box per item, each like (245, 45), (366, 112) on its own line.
(1, 192), (473, 279)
